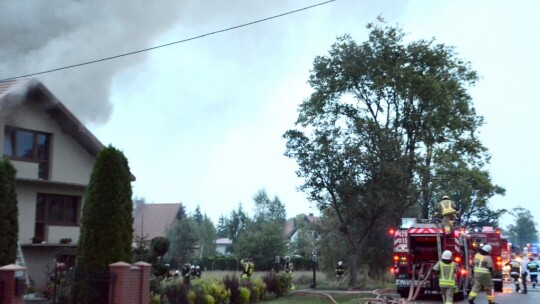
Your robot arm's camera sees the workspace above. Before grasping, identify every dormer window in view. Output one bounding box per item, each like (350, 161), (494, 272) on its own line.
(3, 125), (51, 179)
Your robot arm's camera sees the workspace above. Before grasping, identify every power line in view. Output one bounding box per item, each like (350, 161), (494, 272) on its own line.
(1, 0), (336, 81)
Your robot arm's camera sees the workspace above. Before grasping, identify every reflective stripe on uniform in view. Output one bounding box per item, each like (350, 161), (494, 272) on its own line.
(474, 253), (490, 273)
(440, 200), (455, 215)
(439, 263), (456, 287)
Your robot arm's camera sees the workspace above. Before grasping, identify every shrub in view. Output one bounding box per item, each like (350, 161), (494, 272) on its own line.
(238, 287), (250, 304)
(223, 275), (240, 304)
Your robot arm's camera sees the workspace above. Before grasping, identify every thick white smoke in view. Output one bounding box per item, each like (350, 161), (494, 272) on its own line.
(0, 0), (192, 124)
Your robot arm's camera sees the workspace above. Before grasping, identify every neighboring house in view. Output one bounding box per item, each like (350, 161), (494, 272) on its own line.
(0, 79), (114, 289)
(132, 202), (182, 245)
(215, 238), (233, 256)
(284, 213), (320, 242)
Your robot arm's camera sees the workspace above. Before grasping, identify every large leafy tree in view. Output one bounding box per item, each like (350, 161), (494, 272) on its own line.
(77, 146), (133, 271)
(253, 189), (287, 224)
(0, 159), (18, 266)
(506, 206), (538, 248)
(284, 19), (501, 287)
(192, 214), (217, 258)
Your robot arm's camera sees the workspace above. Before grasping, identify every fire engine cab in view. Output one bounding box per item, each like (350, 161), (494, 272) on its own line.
(468, 226), (506, 292)
(391, 218), (473, 300)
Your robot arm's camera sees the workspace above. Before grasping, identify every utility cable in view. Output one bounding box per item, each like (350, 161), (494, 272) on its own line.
(1, 0), (336, 81)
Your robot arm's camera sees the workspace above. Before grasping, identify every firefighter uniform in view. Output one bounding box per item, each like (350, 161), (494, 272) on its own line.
(438, 196), (457, 235)
(468, 245), (495, 304)
(520, 257), (528, 294)
(241, 258), (254, 279)
(433, 251), (459, 304)
(527, 257), (539, 288)
(505, 257), (522, 292)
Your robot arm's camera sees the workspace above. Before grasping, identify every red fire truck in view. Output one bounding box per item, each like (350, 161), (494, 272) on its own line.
(468, 226), (506, 292)
(391, 218), (473, 300)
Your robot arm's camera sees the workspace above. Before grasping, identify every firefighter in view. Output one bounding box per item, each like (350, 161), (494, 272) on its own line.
(527, 256), (539, 288)
(241, 258), (254, 279)
(505, 255), (522, 292)
(181, 263), (191, 285)
(435, 195), (458, 235)
(520, 256), (528, 294)
(284, 256), (293, 273)
(468, 244), (496, 304)
(433, 250), (459, 304)
(335, 261), (345, 281)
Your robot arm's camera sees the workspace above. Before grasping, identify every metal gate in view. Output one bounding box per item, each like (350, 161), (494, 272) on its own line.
(52, 268), (115, 304)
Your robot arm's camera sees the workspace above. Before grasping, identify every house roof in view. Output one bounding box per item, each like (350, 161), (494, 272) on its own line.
(133, 203), (182, 241)
(284, 213), (321, 240)
(1, 78), (105, 157)
(215, 238), (233, 245)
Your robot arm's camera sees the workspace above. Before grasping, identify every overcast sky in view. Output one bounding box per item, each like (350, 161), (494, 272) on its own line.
(2, 0), (539, 227)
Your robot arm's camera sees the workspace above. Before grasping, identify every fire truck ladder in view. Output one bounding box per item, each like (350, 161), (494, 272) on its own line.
(406, 263), (434, 302)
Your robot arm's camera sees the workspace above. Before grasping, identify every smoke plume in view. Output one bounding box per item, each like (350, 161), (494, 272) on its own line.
(0, 0), (190, 124)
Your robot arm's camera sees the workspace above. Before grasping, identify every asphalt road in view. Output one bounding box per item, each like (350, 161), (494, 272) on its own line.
(412, 282), (540, 304)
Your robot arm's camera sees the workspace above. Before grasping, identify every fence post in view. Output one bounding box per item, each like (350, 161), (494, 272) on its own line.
(109, 262), (131, 304)
(0, 264), (26, 304)
(134, 262), (151, 304)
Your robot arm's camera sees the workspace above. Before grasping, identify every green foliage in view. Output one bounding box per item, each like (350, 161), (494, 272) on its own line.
(166, 206), (197, 266)
(262, 272), (291, 298)
(283, 18), (503, 287)
(161, 278), (189, 304)
(253, 189), (287, 224)
(238, 287), (250, 304)
(0, 159), (18, 266)
(152, 237), (171, 257)
(506, 206), (539, 248)
(216, 215), (229, 238)
(227, 204), (249, 242)
(192, 215), (217, 258)
(77, 146), (133, 271)
(235, 221), (286, 271)
(223, 274), (240, 304)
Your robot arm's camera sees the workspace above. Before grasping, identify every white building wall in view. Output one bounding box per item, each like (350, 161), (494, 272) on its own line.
(2, 101), (95, 185)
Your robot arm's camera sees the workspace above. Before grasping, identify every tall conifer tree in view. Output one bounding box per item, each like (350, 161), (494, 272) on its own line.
(77, 146), (133, 271)
(0, 159), (18, 266)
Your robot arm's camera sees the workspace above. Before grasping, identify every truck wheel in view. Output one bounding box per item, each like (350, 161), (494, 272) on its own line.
(494, 281), (503, 292)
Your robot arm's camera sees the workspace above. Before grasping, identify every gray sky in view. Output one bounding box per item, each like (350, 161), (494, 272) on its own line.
(2, 0), (539, 227)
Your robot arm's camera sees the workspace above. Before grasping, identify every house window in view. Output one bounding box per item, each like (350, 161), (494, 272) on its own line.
(34, 193), (81, 243)
(3, 126), (51, 179)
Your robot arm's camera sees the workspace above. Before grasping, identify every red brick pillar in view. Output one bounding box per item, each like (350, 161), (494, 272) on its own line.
(0, 264), (26, 304)
(109, 262), (131, 304)
(134, 261), (151, 304)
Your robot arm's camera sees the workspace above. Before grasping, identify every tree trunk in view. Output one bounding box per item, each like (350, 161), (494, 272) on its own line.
(347, 248), (358, 289)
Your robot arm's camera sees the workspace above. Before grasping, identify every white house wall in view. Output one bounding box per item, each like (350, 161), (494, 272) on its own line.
(16, 183), (86, 244)
(1, 101), (95, 184)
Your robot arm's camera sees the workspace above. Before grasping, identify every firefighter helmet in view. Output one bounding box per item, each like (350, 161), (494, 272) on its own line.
(442, 250), (452, 260)
(442, 195), (449, 200)
(482, 244), (492, 253)
(338, 261), (342, 266)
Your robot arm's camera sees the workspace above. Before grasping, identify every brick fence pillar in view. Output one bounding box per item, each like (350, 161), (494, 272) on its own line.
(0, 264), (26, 304)
(134, 261), (151, 304)
(109, 262), (131, 304)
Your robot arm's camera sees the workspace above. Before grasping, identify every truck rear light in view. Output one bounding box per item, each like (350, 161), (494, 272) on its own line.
(394, 255), (399, 262)
(461, 269), (467, 275)
(389, 228), (396, 235)
(390, 267), (396, 274)
(454, 256), (461, 263)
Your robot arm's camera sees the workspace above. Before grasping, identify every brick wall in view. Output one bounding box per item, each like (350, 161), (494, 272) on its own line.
(109, 261), (151, 304)
(0, 264), (26, 304)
